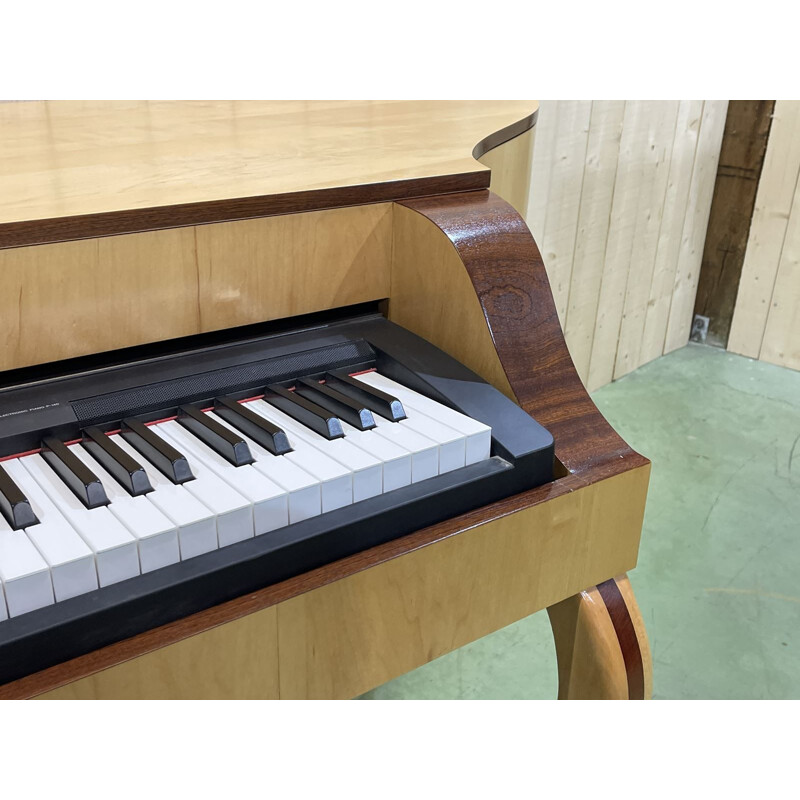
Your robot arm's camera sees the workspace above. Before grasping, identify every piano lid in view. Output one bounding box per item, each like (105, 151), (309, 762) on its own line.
(0, 100), (537, 248)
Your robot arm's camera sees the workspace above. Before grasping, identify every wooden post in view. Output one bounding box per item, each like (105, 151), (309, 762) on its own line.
(693, 101), (774, 347)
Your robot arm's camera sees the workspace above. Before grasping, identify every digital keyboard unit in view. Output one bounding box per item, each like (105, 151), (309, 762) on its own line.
(0, 308), (554, 684)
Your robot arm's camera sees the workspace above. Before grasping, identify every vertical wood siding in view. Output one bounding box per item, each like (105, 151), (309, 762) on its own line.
(728, 100), (800, 371)
(528, 100), (728, 390)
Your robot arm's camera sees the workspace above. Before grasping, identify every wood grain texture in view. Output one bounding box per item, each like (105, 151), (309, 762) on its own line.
(640, 101), (704, 363)
(0, 191), (651, 699)
(728, 100), (800, 369)
(693, 101), (774, 348)
(613, 101), (680, 380)
(477, 127), (535, 218)
(389, 203), (516, 401)
(38, 606), (280, 700)
(0, 100), (536, 248)
(396, 191), (649, 479)
(277, 467), (649, 700)
(759, 176), (800, 370)
(0, 204), (392, 371)
(664, 101), (729, 353)
(547, 573), (651, 700)
(563, 101), (626, 384)
(539, 101), (592, 324)
(528, 101), (727, 390)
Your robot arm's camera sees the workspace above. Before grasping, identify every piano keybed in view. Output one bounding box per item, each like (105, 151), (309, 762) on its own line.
(0, 371), (492, 619)
(0, 311), (553, 683)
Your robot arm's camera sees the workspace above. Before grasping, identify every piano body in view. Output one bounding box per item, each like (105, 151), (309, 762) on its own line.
(0, 101), (651, 699)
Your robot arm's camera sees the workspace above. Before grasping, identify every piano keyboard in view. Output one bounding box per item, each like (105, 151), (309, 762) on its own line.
(0, 371), (491, 619)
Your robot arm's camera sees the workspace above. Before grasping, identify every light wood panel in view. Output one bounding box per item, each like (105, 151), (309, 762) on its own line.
(40, 606), (280, 699)
(664, 101), (729, 353)
(563, 101), (626, 384)
(640, 101), (704, 363)
(0, 204), (392, 371)
(277, 465), (649, 700)
(0, 101), (535, 235)
(729, 100), (800, 370)
(37, 466), (647, 700)
(527, 101), (727, 391)
(388, 203), (515, 400)
(614, 101), (679, 379)
(758, 177), (800, 368)
(588, 101), (660, 390)
(539, 101), (592, 323)
(478, 127), (535, 218)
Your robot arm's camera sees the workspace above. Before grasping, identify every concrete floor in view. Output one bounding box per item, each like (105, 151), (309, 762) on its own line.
(360, 344), (800, 699)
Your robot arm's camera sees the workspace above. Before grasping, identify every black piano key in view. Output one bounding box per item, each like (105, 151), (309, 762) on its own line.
(295, 378), (376, 431)
(214, 396), (292, 456)
(324, 371), (406, 422)
(41, 437), (109, 509)
(263, 384), (344, 440)
(177, 404), (254, 466)
(81, 426), (153, 497)
(0, 462), (39, 530)
(121, 418), (195, 485)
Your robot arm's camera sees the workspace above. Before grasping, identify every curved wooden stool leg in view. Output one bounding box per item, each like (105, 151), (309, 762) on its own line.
(547, 574), (652, 700)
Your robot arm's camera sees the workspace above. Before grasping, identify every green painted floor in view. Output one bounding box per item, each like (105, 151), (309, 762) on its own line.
(360, 344), (800, 700)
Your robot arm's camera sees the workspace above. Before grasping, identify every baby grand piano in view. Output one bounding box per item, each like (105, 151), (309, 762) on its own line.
(0, 101), (651, 699)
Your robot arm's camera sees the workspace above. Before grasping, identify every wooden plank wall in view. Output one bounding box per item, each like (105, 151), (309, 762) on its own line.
(728, 100), (800, 371)
(527, 101), (728, 391)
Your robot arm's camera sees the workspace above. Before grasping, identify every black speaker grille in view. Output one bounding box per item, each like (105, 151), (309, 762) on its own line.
(71, 340), (374, 424)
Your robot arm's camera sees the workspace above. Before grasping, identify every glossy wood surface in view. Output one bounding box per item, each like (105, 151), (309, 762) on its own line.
(1, 190), (651, 699)
(394, 191), (648, 480)
(476, 127), (534, 218)
(0, 204), (392, 371)
(548, 574), (652, 700)
(0, 101), (536, 247)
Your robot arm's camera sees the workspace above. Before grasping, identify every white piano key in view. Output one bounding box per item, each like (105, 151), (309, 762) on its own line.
(111, 435), (218, 560)
(249, 400), (382, 502)
(70, 444), (179, 574)
(360, 372), (492, 465)
(369, 414), (439, 482)
(151, 425), (254, 547)
(347, 387), (464, 474)
(158, 421), (288, 537)
(246, 400), (353, 512)
(338, 421), (412, 492)
(0, 510), (54, 617)
(3, 458), (98, 602)
(0, 583), (6, 620)
(21, 453), (140, 587)
(206, 410), (321, 524)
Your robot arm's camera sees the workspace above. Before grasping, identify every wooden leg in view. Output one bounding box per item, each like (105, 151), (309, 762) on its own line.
(547, 574), (652, 700)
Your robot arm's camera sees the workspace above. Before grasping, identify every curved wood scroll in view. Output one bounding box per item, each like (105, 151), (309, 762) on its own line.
(394, 191), (649, 482)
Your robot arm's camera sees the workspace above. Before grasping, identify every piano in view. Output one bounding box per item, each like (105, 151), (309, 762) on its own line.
(0, 101), (651, 699)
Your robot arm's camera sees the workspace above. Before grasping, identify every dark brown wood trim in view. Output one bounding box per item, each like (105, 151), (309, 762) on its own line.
(596, 578), (645, 700)
(693, 101), (775, 347)
(398, 191), (649, 479)
(0, 189), (646, 699)
(471, 109), (538, 159)
(0, 171), (490, 251)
